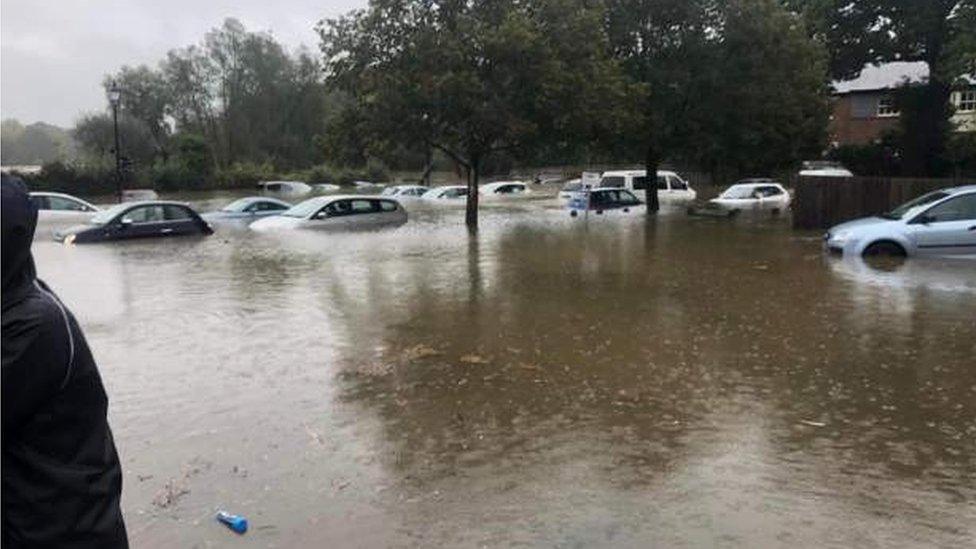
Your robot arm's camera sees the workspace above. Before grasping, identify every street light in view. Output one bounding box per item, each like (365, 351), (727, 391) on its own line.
(108, 82), (123, 203)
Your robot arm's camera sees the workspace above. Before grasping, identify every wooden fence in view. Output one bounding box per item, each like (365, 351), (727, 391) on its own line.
(792, 176), (976, 230)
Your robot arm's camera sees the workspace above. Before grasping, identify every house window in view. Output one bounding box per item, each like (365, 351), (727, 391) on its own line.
(877, 96), (899, 117)
(957, 90), (976, 113)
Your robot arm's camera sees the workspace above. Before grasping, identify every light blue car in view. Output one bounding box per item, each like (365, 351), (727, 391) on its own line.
(825, 185), (976, 257)
(203, 197), (292, 222)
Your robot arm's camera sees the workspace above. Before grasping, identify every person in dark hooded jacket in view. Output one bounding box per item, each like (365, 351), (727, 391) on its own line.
(2, 175), (128, 548)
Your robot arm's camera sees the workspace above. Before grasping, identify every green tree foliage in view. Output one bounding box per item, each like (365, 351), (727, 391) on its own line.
(1, 119), (72, 165)
(607, 0), (829, 209)
(98, 18), (333, 182)
(73, 113), (156, 167)
(788, 0), (973, 175)
(318, 0), (630, 229)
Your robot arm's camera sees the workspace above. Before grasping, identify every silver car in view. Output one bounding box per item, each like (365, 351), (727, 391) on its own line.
(250, 195), (407, 231)
(825, 185), (976, 257)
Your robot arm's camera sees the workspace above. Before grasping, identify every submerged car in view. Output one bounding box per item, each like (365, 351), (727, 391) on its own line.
(250, 195), (408, 231)
(567, 187), (643, 217)
(257, 180), (312, 196)
(710, 182), (791, 213)
(56, 201), (213, 244)
(203, 197), (292, 221)
(800, 160), (854, 178)
(558, 178), (585, 201)
(598, 170), (697, 204)
(381, 185), (429, 198)
(30, 192), (100, 224)
(825, 185), (976, 257)
(422, 186), (469, 200)
(480, 181), (530, 196)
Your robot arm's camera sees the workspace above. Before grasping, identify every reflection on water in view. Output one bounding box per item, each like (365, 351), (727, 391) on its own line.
(31, 191), (976, 547)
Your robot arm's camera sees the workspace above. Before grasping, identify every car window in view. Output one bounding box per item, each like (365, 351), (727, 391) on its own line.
(254, 201), (286, 212)
(378, 200), (398, 212)
(600, 176), (625, 188)
(408, 188), (426, 196)
(496, 184), (523, 194)
(164, 205), (194, 220)
(350, 200), (375, 214)
(122, 205), (165, 223)
(266, 183), (281, 191)
(656, 176), (668, 190)
(920, 193), (976, 223)
(444, 188), (467, 198)
(669, 176), (688, 190)
(632, 176), (648, 190)
(30, 195), (50, 210)
(759, 186), (783, 196)
(48, 196), (90, 211)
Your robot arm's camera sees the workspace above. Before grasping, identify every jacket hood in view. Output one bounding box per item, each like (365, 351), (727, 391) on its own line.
(2, 174), (38, 307)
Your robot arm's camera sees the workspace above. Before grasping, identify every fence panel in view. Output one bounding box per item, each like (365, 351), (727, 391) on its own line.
(792, 176), (974, 230)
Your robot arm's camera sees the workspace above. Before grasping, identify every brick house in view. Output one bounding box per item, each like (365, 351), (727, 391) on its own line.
(828, 62), (976, 147)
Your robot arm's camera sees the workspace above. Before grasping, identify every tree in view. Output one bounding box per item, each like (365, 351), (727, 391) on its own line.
(103, 66), (172, 159)
(605, 0), (721, 213)
(318, 0), (629, 230)
(73, 113), (156, 166)
(788, 0), (974, 175)
(607, 0), (829, 207)
(1, 119), (72, 165)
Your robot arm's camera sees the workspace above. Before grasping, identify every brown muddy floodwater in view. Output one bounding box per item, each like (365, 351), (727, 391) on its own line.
(31, 190), (976, 548)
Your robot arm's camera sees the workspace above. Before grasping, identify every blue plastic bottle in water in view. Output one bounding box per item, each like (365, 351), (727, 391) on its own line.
(216, 510), (248, 534)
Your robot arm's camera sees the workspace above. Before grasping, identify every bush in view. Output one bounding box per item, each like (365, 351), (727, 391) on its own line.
(214, 161), (278, 189)
(20, 161), (116, 196)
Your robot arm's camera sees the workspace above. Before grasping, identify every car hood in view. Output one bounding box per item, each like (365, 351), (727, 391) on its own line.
(250, 215), (302, 231)
(827, 216), (894, 234)
(54, 223), (96, 240)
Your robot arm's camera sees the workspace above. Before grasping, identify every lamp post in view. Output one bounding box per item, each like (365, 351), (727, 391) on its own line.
(108, 82), (123, 203)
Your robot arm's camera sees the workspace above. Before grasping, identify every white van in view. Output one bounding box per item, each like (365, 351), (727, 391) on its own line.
(598, 170), (697, 204)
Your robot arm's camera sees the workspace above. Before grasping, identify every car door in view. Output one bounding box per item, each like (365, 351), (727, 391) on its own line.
(115, 205), (167, 239)
(907, 192), (976, 255)
(667, 176), (693, 202)
(163, 205), (204, 236)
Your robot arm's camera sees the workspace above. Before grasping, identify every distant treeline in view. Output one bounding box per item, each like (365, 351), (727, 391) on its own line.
(11, 1), (976, 199)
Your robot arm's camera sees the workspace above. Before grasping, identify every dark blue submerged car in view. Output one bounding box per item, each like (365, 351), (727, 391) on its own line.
(55, 201), (213, 244)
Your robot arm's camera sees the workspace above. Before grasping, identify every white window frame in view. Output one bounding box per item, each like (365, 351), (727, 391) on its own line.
(877, 95), (899, 117)
(955, 90), (976, 113)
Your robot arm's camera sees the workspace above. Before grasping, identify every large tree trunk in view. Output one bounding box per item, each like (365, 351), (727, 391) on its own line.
(465, 156), (480, 232)
(644, 145), (660, 214)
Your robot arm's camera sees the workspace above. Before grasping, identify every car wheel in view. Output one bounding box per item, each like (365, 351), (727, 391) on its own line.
(862, 241), (906, 257)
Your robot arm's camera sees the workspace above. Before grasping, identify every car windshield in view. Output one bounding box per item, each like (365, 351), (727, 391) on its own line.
(562, 181), (582, 192)
(281, 199), (326, 218)
(720, 186), (756, 199)
(89, 204), (129, 225)
(381, 187), (399, 196)
(221, 198), (254, 212)
(881, 191), (949, 220)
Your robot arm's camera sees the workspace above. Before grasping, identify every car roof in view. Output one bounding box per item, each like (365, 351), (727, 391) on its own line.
(233, 196), (291, 205)
(601, 170), (678, 177)
(590, 187), (636, 192)
(726, 182), (784, 189)
(483, 180), (525, 187)
(945, 185), (976, 195)
(114, 200), (194, 208)
(390, 184), (427, 190)
(30, 191), (80, 198)
(295, 194), (400, 205)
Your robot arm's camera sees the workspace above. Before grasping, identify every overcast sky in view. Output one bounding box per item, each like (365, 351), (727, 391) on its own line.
(1, 0), (364, 127)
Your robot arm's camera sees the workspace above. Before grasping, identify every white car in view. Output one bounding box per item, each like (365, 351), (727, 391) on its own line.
(558, 178), (585, 201)
(422, 186), (469, 200)
(710, 182), (791, 213)
(598, 170), (697, 204)
(825, 185), (976, 257)
(800, 161), (853, 178)
(382, 185), (429, 198)
(480, 181), (530, 196)
(257, 180), (312, 196)
(250, 195), (407, 231)
(122, 189), (159, 202)
(567, 187), (644, 217)
(30, 192), (100, 224)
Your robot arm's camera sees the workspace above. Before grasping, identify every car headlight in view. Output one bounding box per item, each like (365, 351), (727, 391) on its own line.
(828, 230), (851, 245)
(63, 234), (76, 245)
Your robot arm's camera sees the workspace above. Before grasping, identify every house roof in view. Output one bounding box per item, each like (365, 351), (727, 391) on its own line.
(832, 62), (976, 94)
(832, 62), (929, 94)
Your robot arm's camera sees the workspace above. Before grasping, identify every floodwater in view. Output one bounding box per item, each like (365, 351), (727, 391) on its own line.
(31, 191), (976, 548)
